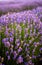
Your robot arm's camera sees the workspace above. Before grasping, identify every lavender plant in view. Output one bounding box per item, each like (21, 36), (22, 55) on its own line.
(32, 7), (42, 21)
(0, 10), (42, 65)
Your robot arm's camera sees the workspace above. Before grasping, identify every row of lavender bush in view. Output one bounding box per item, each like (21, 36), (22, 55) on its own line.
(0, 7), (42, 26)
(0, 7), (42, 65)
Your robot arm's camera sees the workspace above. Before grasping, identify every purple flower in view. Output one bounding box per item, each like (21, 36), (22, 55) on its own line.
(16, 42), (20, 47)
(9, 37), (13, 43)
(25, 47), (29, 52)
(40, 48), (42, 51)
(17, 17), (22, 23)
(17, 55), (23, 64)
(28, 60), (32, 65)
(13, 51), (18, 59)
(18, 47), (22, 53)
(7, 55), (10, 60)
(32, 55), (36, 59)
(5, 30), (9, 36)
(6, 51), (9, 56)
(24, 62), (29, 65)
(2, 38), (9, 43)
(9, 32), (13, 37)
(33, 42), (36, 46)
(4, 41), (10, 48)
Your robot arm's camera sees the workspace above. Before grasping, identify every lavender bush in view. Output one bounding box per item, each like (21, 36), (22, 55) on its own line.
(0, 10), (42, 65)
(32, 7), (42, 21)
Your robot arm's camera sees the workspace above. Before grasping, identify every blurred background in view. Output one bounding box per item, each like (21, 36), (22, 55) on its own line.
(0, 0), (42, 16)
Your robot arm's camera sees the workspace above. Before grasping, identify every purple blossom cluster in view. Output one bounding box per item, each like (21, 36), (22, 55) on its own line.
(0, 8), (42, 65)
(32, 7), (42, 21)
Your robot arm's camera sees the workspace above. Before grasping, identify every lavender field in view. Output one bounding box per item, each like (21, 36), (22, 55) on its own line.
(0, 0), (42, 65)
(0, 0), (42, 14)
